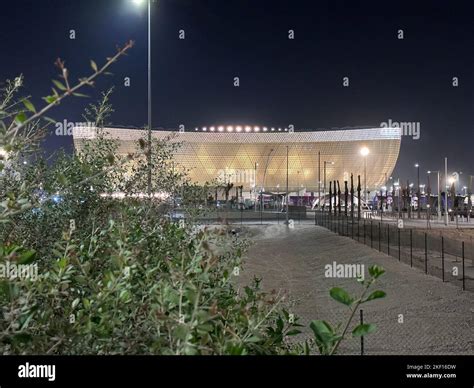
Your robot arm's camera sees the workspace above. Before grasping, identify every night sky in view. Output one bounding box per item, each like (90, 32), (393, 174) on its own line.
(1, 0), (473, 186)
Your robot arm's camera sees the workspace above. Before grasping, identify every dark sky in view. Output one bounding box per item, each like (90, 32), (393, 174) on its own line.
(1, 0), (473, 186)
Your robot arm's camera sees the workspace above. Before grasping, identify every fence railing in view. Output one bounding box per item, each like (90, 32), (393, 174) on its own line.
(196, 209), (311, 225)
(315, 212), (473, 292)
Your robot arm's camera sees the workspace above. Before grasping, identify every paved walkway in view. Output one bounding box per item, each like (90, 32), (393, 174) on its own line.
(239, 224), (474, 354)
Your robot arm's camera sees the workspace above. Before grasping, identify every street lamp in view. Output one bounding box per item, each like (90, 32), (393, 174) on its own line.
(427, 170), (441, 222)
(132, 0), (152, 195)
(415, 163), (421, 218)
(360, 147), (370, 206)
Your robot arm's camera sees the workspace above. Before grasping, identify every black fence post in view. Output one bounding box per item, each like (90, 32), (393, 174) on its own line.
(360, 309), (364, 356)
(387, 224), (390, 256)
(370, 221), (373, 249)
(462, 241), (465, 291)
(378, 222), (381, 251)
(351, 217), (354, 240)
(398, 228), (401, 261)
(410, 229), (413, 268)
(363, 219), (366, 244)
(424, 232), (428, 274)
(441, 236), (445, 282)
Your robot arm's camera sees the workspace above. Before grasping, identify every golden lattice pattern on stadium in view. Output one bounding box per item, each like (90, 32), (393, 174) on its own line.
(73, 127), (401, 193)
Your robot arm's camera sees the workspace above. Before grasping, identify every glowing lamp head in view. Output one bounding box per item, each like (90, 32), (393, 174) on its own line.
(236, 126), (242, 132)
(218, 126), (224, 132)
(0, 147), (8, 160)
(245, 126), (251, 132)
(132, 0), (145, 5)
(254, 126), (260, 132)
(226, 126), (233, 132)
(360, 147), (370, 157)
(210, 126), (215, 132)
(415, 163), (419, 168)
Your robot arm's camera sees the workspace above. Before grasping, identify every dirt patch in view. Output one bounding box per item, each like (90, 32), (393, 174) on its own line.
(239, 224), (474, 355)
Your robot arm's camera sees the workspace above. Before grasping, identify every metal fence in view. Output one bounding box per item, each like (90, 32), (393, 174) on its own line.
(315, 212), (473, 292)
(197, 209), (311, 225)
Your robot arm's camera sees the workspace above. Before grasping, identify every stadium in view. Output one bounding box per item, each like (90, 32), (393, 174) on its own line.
(73, 126), (401, 200)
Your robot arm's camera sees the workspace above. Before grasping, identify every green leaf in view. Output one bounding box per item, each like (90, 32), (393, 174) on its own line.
(57, 258), (67, 269)
(23, 99), (36, 113)
(18, 249), (36, 264)
(329, 287), (353, 306)
(57, 173), (68, 185)
(72, 93), (89, 98)
(245, 335), (262, 343)
(368, 265), (385, 279)
(90, 60), (98, 72)
(52, 79), (67, 91)
(43, 95), (58, 104)
(72, 298), (80, 309)
(14, 112), (27, 124)
(352, 323), (376, 337)
(309, 320), (336, 353)
(363, 290), (386, 303)
(43, 116), (57, 124)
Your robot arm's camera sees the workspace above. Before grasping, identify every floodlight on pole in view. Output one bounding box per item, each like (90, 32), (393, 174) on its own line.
(360, 147), (370, 205)
(131, 0), (152, 195)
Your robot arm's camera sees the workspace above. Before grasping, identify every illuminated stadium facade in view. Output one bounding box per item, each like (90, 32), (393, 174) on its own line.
(73, 126), (401, 197)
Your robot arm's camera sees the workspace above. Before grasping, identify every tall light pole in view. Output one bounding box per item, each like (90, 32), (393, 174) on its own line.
(360, 147), (370, 206)
(254, 162), (258, 212)
(318, 151), (321, 210)
(428, 170), (441, 222)
(415, 163), (421, 218)
(297, 171), (300, 206)
(323, 161), (334, 210)
(445, 157), (449, 225)
(132, 0), (153, 196)
(286, 146), (289, 225)
(261, 149), (274, 213)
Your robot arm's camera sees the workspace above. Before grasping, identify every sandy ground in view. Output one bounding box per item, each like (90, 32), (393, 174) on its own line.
(238, 224), (474, 355)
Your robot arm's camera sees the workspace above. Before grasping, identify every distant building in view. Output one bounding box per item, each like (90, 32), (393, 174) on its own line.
(73, 126), (401, 196)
